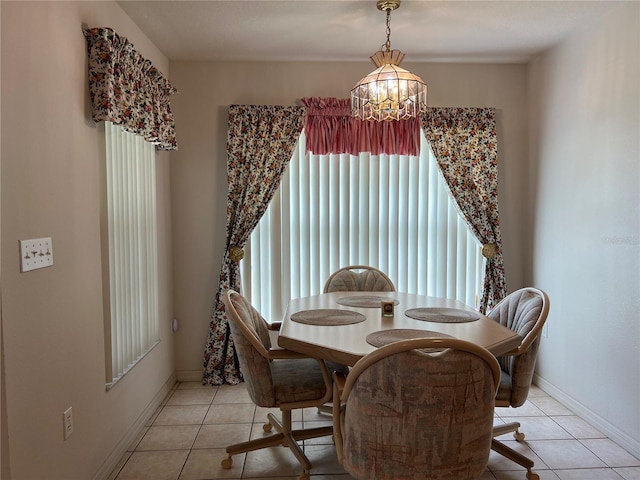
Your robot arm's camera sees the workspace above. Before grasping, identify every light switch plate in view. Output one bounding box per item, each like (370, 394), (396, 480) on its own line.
(20, 237), (54, 272)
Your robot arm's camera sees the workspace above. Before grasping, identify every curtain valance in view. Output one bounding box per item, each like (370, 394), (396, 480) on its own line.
(83, 27), (178, 150)
(302, 97), (420, 156)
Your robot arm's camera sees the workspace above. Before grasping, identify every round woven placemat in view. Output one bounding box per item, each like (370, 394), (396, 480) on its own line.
(336, 295), (400, 308)
(404, 307), (480, 323)
(290, 309), (366, 326)
(366, 329), (453, 347)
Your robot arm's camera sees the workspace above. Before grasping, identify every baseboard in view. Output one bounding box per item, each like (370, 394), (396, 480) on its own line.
(534, 374), (640, 459)
(175, 370), (203, 382)
(92, 373), (177, 480)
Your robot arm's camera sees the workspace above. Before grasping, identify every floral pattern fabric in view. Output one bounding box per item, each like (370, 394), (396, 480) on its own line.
(421, 107), (506, 312)
(202, 105), (305, 385)
(83, 27), (178, 150)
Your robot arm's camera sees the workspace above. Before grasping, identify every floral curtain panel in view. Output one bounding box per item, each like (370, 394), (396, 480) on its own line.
(420, 107), (506, 312)
(83, 27), (178, 150)
(302, 97), (421, 156)
(202, 105), (305, 385)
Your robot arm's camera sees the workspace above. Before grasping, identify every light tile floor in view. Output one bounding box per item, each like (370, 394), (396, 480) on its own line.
(108, 382), (640, 480)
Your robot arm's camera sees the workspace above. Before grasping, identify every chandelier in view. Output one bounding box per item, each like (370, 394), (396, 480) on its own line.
(351, 0), (428, 121)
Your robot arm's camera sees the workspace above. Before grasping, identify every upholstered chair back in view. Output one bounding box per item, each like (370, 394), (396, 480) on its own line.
(338, 338), (499, 480)
(323, 265), (395, 293)
(224, 290), (276, 407)
(488, 287), (550, 407)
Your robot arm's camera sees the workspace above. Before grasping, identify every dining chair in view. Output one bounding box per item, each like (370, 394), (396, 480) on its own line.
(332, 337), (501, 480)
(488, 287), (550, 480)
(323, 265), (395, 293)
(320, 264), (395, 415)
(221, 289), (335, 480)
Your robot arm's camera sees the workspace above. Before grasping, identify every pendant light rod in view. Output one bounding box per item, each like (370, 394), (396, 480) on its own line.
(378, 0), (400, 52)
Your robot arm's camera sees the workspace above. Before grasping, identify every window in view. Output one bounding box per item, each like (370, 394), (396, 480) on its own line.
(241, 129), (485, 322)
(103, 122), (159, 387)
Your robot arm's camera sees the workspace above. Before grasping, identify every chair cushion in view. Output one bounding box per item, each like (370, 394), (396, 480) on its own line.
(228, 292), (272, 350)
(271, 358), (329, 405)
(227, 310), (275, 407)
(495, 369), (513, 404)
(488, 289), (542, 338)
(227, 292), (276, 406)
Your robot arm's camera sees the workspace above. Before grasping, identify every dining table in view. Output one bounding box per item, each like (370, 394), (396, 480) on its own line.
(278, 291), (522, 366)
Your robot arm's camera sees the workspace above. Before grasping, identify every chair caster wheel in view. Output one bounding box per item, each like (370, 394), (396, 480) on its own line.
(514, 431), (526, 441)
(263, 422), (273, 432)
(526, 472), (539, 480)
(221, 457), (233, 469)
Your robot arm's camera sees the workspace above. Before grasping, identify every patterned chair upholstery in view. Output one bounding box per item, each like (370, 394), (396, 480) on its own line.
(488, 287), (550, 480)
(332, 338), (500, 480)
(221, 289), (334, 480)
(323, 265), (395, 293)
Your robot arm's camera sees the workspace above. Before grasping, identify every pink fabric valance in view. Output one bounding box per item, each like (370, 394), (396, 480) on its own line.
(302, 97), (420, 156)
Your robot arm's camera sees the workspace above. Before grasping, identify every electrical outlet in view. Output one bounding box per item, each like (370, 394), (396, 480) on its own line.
(20, 237), (53, 272)
(63, 407), (73, 440)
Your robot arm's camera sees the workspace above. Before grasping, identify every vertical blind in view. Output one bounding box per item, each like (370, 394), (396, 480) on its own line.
(105, 121), (159, 386)
(241, 130), (485, 322)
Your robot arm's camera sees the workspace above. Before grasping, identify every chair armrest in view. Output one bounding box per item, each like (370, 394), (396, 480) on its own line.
(332, 371), (348, 464)
(500, 336), (527, 357)
(332, 371), (348, 416)
(333, 371), (347, 398)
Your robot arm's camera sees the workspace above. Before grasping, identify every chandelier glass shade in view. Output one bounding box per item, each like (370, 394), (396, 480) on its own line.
(351, 0), (428, 121)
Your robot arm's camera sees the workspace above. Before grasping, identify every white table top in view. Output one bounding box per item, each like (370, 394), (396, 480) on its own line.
(278, 291), (521, 366)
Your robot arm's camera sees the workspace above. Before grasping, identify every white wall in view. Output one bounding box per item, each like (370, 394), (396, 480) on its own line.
(1, 2), (175, 479)
(168, 61), (529, 378)
(529, 1), (639, 456)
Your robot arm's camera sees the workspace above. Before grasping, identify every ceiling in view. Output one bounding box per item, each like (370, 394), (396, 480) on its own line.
(117, 0), (618, 64)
